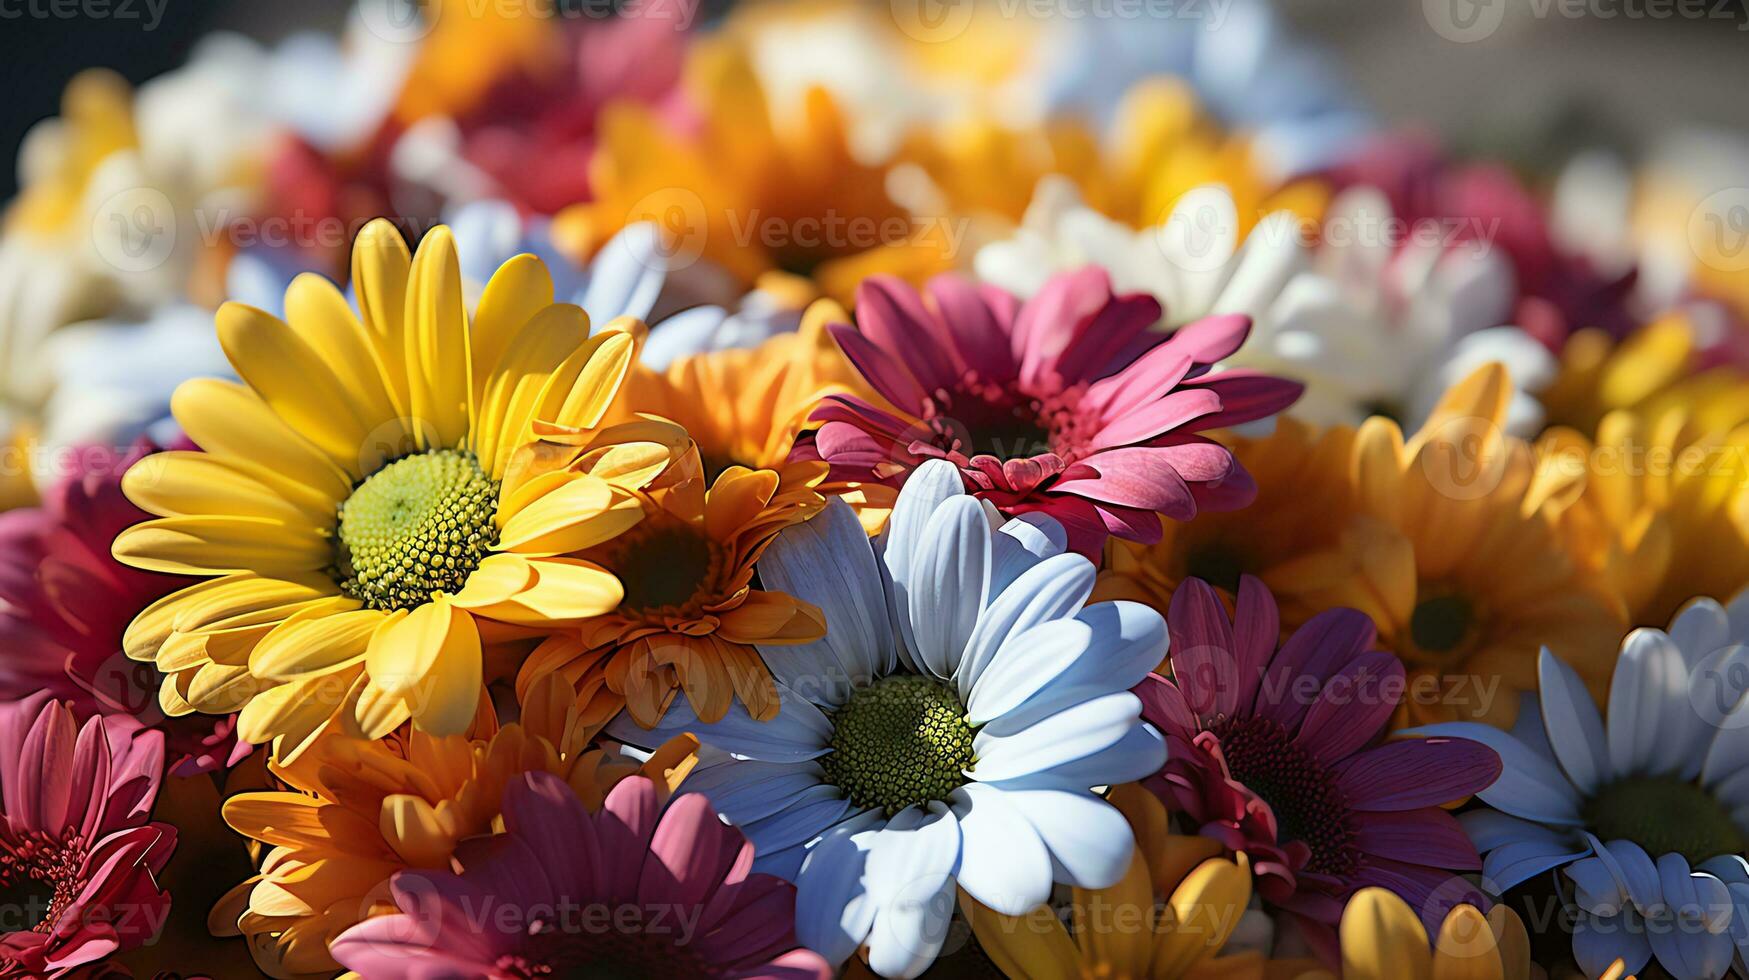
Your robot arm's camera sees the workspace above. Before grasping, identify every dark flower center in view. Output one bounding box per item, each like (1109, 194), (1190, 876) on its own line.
(1211, 715), (1358, 877)
(1410, 593), (1474, 655)
(963, 408), (1055, 462)
(0, 833), (83, 933)
(603, 519), (720, 615)
(823, 675), (977, 816)
(1583, 775), (1746, 866)
(334, 449), (500, 611)
(500, 909), (716, 979)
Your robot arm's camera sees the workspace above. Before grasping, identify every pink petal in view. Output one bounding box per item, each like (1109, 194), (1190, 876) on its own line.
(640, 793), (753, 911)
(1349, 808), (1482, 870)
(1165, 313), (1254, 364)
(927, 275), (1016, 382)
(1081, 345), (1195, 417)
(1087, 389), (1223, 450)
(1293, 650), (1403, 763)
(1051, 447), (1198, 518)
(827, 323), (927, 411)
(1335, 737), (1503, 811)
(1053, 292), (1165, 383)
(501, 769), (602, 898)
(1012, 267), (1111, 388)
(1167, 579), (1240, 723)
(1254, 608), (1378, 733)
(1135, 673), (1198, 740)
(856, 276), (959, 394)
(1180, 372), (1304, 431)
(1229, 576), (1280, 715)
(599, 774), (663, 902)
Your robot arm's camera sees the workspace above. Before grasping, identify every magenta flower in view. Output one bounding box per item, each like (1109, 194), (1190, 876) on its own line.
(0, 693), (175, 977)
(794, 268), (1301, 556)
(329, 771), (832, 980)
(1134, 576), (1502, 960)
(0, 442), (247, 776)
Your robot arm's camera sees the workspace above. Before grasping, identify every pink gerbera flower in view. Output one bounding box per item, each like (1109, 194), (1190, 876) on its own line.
(329, 771), (831, 980)
(794, 268), (1302, 556)
(0, 442), (247, 776)
(0, 693), (175, 977)
(1134, 576), (1502, 960)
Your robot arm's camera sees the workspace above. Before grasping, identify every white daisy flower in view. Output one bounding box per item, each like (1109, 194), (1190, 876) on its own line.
(611, 459), (1167, 978)
(1416, 592), (1749, 980)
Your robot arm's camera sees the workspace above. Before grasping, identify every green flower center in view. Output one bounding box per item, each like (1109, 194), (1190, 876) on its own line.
(1410, 593), (1474, 654)
(821, 675), (976, 816)
(334, 449), (499, 612)
(1583, 775), (1746, 865)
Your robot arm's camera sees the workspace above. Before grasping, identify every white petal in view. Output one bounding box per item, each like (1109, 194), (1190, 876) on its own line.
(1609, 628), (1697, 777)
(978, 601), (1166, 735)
(958, 551), (1096, 705)
(998, 788), (1134, 889)
(757, 498), (895, 702)
(580, 222), (666, 322)
(948, 783), (1053, 916)
(679, 759), (831, 825)
(1702, 690), (1749, 791)
(991, 724), (1165, 793)
(639, 305), (730, 369)
(863, 804), (962, 979)
(989, 513), (1068, 595)
(1671, 598), (1731, 671)
(796, 820), (880, 966)
(972, 692), (1141, 783)
(884, 460), (969, 663)
(1537, 648), (1611, 795)
(906, 496), (992, 681)
(966, 619), (1093, 725)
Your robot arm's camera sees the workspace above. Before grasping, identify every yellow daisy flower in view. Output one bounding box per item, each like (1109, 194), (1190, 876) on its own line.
(114, 219), (689, 754)
(1533, 313), (1749, 626)
(552, 41), (955, 305)
(218, 676), (698, 976)
(514, 434), (826, 730)
(1316, 365), (1626, 728)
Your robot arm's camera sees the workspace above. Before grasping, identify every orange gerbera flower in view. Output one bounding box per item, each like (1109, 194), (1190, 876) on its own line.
(552, 41), (954, 305)
(217, 675), (697, 976)
(514, 433), (827, 732)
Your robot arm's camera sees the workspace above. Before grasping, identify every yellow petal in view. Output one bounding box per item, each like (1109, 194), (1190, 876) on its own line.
(407, 610), (482, 736)
(495, 475), (644, 555)
(249, 608), (383, 681)
(351, 675), (412, 741)
(1154, 854), (1251, 977)
(471, 253), (556, 417)
(215, 303), (381, 475)
(449, 553), (537, 608)
(284, 271), (405, 455)
(169, 379), (352, 506)
(1430, 904), (1507, 980)
(235, 665), (359, 748)
(476, 303), (591, 479)
(1341, 888), (1432, 980)
(379, 795), (457, 869)
(404, 225), (473, 450)
(351, 218), (414, 417)
(961, 893), (1081, 980)
(362, 603), (441, 698)
(113, 516), (329, 577)
(493, 557), (623, 621)
(185, 662), (270, 714)
(121, 451), (324, 525)
(534, 329), (634, 432)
